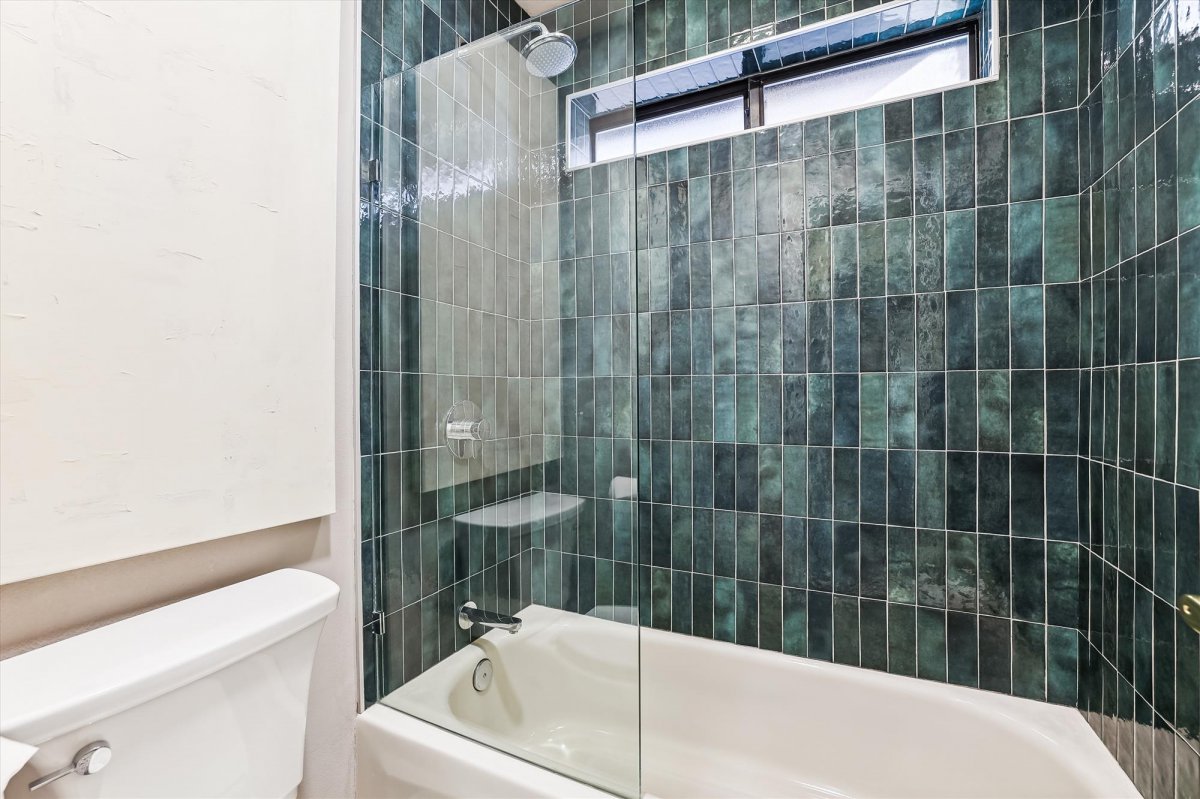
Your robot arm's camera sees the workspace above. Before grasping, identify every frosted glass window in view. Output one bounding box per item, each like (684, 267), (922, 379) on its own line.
(763, 35), (972, 126)
(592, 95), (744, 162)
(593, 122), (634, 162)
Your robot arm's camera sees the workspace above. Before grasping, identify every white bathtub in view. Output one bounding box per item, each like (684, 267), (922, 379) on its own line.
(356, 605), (1138, 799)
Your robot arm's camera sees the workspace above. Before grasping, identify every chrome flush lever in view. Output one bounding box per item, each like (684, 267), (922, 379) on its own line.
(28, 741), (112, 792)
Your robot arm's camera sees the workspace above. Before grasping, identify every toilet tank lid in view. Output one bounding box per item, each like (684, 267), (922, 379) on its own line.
(0, 568), (339, 744)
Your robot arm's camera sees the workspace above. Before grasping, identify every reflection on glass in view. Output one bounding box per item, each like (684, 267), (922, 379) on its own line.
(593, 95), (744, 162)
(370, 14), (641, 799)
(763, 34), (972, 125)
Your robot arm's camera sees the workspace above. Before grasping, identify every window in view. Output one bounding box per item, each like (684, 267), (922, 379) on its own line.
(565, 0), (997, 168)
(762, 34), (973, 126)
(592, 96), (745, 163)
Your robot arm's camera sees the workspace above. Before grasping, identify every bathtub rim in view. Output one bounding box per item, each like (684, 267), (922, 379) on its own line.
(369, 604), (1139, 799)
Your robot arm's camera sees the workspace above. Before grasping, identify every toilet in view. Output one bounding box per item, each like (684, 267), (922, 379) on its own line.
(0, 569), (338, 798)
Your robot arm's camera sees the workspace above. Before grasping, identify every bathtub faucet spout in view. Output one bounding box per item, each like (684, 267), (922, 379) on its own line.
(458, 601), (522, 634)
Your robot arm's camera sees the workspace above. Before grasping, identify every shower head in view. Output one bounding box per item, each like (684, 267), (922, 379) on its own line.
(521, 30), (577, 78)
(454, 20), (577, 79)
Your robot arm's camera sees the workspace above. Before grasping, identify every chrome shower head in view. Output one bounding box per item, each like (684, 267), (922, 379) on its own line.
(521, 30), (577, 78)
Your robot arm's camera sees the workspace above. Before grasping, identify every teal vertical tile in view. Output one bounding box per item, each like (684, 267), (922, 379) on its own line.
(944, 129), (976, 210)
(1044, 21), (1078, 112)
(979, 616), (1012, 693)
(888, 526), (917, 604)
(857, 106), (885, 147)
(1010, 117), (1044, 202)
(830, 111), (857, 152)
(976, 122), (1009, 206)
(831, 150), (858, 226)
(888, 372), (917, 448)
(978, 533), (1012, 617)
(914, 136), (945, 215)
(807, 228), (832, 300)
(886, 219), (914, 294)
(1009, 30), (1044, 117)
(808, 590), (833, 661)
(1181, 228), (1200, 359)
(913, 93), (943, 137)
(857, 146), (886, 222)
(1010, 285), (1045, 368)
(805, 155), (832, 228)
(888, 600), (917, 681)
(1046, 627), (1079, 707)
(860, 599), (888, 671)
(832, 595), (860, 666)
(976, 206), (1009, 287)
(1012, 537), (1047, 622)
(917, 607), (947, 681)
(832, 227), (859, 299)
(760, 583), (783, 652)
(735, 579), (758, 646)
(1044, 196), (1080, 282)
(1011, 370), (1046, 454)
(1179, 99), (1200, 232)
(860, 373), (888, 448)
(886, 140), (915, 218)
(782, 587), (808, 656)
(947, 611), (979, 687)
(945, 209), (976, 289)
(943, 86), (975, 131)
(946, 531), (978, 612)
(691, 573), (714, 638)
(917, 451), (946, 530)
(917, 527), (947, 608)
(859, 221), (887, 296)
(715, 576), (736, 643)
(1045, 111), (1078, 198)
(1179, 359), (1200, 487)
(1012, 622), (1047, 700)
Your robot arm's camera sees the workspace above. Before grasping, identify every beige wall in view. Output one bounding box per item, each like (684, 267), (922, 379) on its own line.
(0, 1), (362, 796)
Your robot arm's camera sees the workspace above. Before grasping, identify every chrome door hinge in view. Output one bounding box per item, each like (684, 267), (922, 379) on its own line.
(362, 158), (380, 185)
(369, 609), (386, 637)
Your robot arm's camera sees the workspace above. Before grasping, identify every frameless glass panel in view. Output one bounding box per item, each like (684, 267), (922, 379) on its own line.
(593, 95), (744, 162)
(369, 11), (641, 799)
(763, 34), (972, 125)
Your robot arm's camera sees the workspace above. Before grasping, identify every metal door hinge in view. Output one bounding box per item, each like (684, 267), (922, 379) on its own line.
(362, 158), (380, 185)
(370, 609), (386, 636)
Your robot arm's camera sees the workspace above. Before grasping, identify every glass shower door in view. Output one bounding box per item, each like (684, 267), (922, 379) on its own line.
(366, 4), (641, 796)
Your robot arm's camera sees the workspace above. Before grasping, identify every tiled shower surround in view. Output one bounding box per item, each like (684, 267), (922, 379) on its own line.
(1077, 0), (1200, 794)
(360, 0), (537, 702)
(360, 0), (1199, 796)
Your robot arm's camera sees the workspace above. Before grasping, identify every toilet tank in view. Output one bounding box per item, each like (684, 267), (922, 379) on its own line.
(0, 569), (339, 799)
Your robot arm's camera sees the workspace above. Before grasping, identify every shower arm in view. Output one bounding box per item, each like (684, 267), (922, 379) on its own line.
(454, 21), (548, 59)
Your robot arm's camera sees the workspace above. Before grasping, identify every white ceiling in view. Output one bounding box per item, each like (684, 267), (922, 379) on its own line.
(515, 0), (574, 16)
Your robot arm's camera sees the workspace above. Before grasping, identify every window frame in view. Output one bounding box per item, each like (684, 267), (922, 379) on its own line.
(583, 20), (980, 164)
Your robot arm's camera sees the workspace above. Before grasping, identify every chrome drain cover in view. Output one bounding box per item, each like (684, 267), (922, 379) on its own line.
(472, 658), (493, 692)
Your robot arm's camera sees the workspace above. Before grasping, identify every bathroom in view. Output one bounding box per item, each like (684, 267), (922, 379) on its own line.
(0, 0), (1196, 797)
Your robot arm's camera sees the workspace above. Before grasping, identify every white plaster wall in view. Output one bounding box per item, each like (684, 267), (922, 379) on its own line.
(0, 0), (342, 584)
(0, 2), (361, 795)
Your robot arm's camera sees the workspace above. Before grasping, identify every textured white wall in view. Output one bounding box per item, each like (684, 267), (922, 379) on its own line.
(0, 0), (341, 584)
(0, 1), (361, 794)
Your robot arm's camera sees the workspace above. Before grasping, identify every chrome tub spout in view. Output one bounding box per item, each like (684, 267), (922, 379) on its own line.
(458, 601), (522, 634)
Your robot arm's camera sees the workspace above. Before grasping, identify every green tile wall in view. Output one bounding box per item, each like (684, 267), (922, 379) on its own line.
(360, 3), (1200, 796)
(360, 0), (533, 704)
(537, 0), (1197, 794)
(524, 1), (642, 625)
(1077, 0), (1200, 795)
(618, 0), (1092, 708)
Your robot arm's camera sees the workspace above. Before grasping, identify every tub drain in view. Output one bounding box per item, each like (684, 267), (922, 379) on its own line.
(472, 658), (493, 692)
